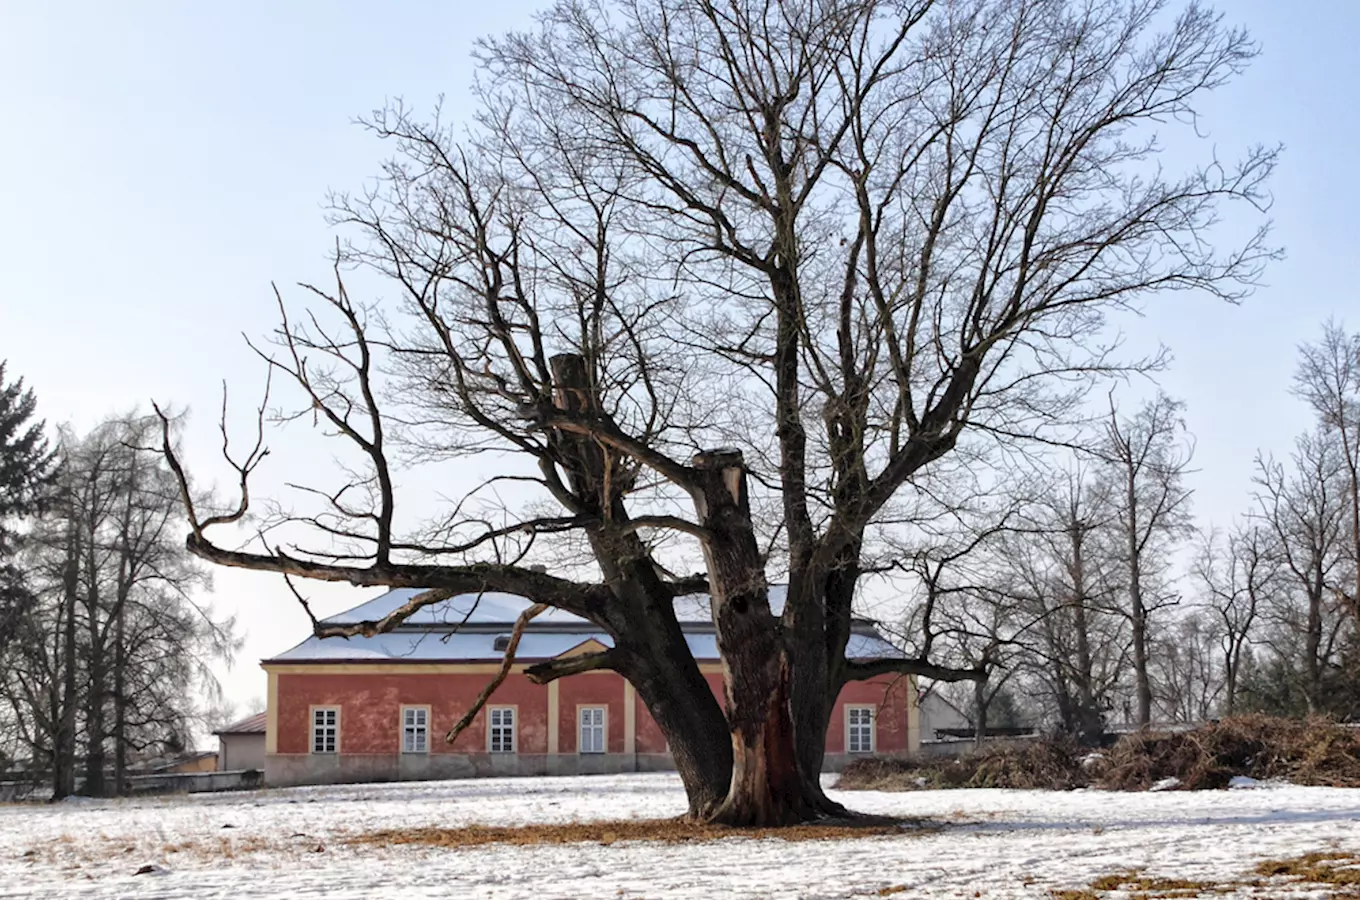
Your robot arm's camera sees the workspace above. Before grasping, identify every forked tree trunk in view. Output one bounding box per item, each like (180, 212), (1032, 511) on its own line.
(690, 450), (842, 826)
(543, 354), (843, 825)
(545, 354), (733, 816)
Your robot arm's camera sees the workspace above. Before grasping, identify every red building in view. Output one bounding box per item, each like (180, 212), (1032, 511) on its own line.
(263, 587), (918, 786)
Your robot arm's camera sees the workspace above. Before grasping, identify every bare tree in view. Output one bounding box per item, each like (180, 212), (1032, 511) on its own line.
(1004, 466), (1126, 741)
(1293, 322), (1360, 626)
(1252, 430), (1352, 713)
(1150, 611), (1220, 722)
(1100, 393), (1194, 726)
(2, 414), (235, 797)
(161, 0), (1274, 823)
(1192, 522), (1272, 714)
(889, 483), (1036, 747)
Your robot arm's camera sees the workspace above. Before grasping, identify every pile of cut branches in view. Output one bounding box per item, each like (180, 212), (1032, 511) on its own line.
(1098, 715), (1360, 790)
(836, 715), (1360, 792)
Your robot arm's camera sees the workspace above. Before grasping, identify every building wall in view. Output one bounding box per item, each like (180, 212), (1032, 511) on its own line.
(918, 690), (972, 742)
(264, 664), (916, 786)
(164, 753), (219, 774)
(218, 733), (266, 772)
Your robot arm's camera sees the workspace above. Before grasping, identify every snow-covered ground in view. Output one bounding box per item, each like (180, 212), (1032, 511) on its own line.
(2, 773), (1358, 898)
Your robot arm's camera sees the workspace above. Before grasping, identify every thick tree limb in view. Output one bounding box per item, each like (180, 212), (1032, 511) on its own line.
(843, 657), (987, 684)
(525, 407), (696, 491)
(184, 532), (609, 624)
(616, 515), (711, 541)
(524, 649), (618, 685)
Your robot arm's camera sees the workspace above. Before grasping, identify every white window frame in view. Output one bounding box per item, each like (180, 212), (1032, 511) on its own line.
(487, 705), (517, 754)
(401, 705), (430, 754)
(846, 705), (876, 754)
(311, 706), (339, 755)
(578, 705), (607, 755)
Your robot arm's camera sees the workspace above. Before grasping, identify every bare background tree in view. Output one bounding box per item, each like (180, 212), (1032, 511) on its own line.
(911, 325), (1359, 740)
(1099, 393), (1195, 726)
(0, 413), (238, 797)
(1191, 522), (1273, 715)
(1292, 322), (1360, 628)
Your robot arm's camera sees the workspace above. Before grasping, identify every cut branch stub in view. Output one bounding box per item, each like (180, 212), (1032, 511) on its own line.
(550, 353), (599, 416)
(548, 353), (610, 512)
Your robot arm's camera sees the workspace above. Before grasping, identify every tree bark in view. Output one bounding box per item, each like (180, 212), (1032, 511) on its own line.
(1126, 475), (1153, 728)
(52, 511), (78, 801)
(83, 543), (107, 797)
(545, 354), (731, 812)
(1066, 523), (1104, 745)
(974, 678), (988, 752)
(1306, 571), (1324, 713)
(690, 450), (841, 825)
(113, 596), (127, 796)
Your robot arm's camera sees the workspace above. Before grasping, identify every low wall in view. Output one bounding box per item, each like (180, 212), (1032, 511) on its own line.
(125, 769), (264, 794)
(265, 752), (681, 786)
(916, 734), (1040, 758)
(267, 750), (856, 786)
(0, 769), (263, 800)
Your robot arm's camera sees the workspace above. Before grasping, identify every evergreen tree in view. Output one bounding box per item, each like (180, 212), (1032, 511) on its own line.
(0, 362), (55, 652)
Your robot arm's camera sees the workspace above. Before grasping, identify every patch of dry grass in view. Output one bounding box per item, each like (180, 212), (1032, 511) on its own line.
(17, 831), (306, 869)
(1254, 851), (1360, 890)
(1087, 870), (1224, 897)
(349, 816), (932, 850)
(1044, 852), (1360, 900)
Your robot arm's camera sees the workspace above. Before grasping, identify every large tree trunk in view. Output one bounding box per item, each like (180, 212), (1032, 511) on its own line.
(545, 353), (732, 813)
(83, 565), (107, 797)
(113, 599), (127, 797)
(690, 450), (842, 826)
(83, 661), (106, 797)
(52, 514), (78, 801)
(1067, 525), (1104, 745)
(974, 678), (988, 751)
(1126, 475), (1153, 728)
(1305, 573), (1324, 713)
(1130, 602), (1151, 727)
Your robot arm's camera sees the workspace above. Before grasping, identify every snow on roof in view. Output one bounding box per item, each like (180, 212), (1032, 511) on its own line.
(215, 712), (267, 735)
(267, 585), (903, 665)
(319, 588), (592, 627)
(267, 629), (899, 664)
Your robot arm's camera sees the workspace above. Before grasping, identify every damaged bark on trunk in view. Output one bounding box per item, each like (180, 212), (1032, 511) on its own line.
(690, 450), (843, 825)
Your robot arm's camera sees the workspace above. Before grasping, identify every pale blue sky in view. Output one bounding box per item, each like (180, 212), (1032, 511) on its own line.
(2, 1), (1357, 718)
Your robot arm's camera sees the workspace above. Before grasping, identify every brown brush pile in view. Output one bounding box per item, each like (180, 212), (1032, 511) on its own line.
(837, 738), (1086, 791)
(837, 715), (1360, 792)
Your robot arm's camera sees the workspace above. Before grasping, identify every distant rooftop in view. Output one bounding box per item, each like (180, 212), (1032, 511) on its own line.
(214, 712), (267, 735)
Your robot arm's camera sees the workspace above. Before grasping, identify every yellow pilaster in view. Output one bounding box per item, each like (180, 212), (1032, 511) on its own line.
(547, 680), (560, 755)
(265, 670), (279, 754)
(907, 675), (921, 754)
(623, 680), (636, 754)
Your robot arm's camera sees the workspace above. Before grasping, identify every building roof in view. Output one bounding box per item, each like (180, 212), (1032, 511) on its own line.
(265, 586), (905, 665)
(214, 712), (267, 735)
